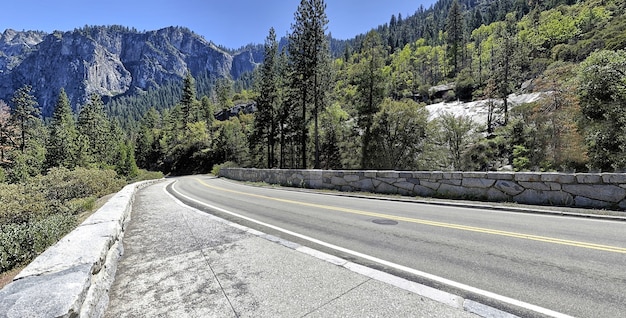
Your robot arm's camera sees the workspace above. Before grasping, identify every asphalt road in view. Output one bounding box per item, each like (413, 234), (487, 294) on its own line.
(168, 175), (626, 318)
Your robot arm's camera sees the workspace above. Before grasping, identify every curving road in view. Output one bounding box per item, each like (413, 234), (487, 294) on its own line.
(168, 175), (626, 318)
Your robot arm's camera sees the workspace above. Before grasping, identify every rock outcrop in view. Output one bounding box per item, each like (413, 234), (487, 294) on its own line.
(0, 26), (262, 116)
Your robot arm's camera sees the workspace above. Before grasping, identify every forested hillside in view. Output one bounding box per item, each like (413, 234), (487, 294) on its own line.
(202, 0), (626, 174)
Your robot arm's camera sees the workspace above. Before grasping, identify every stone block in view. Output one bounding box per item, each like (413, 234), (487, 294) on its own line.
(308, 170), (323, 180)
(462, 172), (488, 179)
(351, 178), (374, 191)
(331, 176), (347, 186)
(442, 172), (463, 180)
(411, 172), (433, 179)
(486, 188), (510, 202)
(344, 174), (361, 182)
(574, 196), (612, 209)
(440, 179), (462, 186)
(462, 178), (495, 189)
(364, 171), (377, 178)
(394, 181), (416, 192)
(377, 171), (399, 178)
(486, 172), (514, 180)
(420, 181), (441, 190)
(413, 185), (435, 197)
(372, 179), (382, 188)
(576, 174), (602, 184)
(16, 222), (115, 280)
(341, 186), (354, 192)
(542, 183), (558, 190)
(541, 173), (576, 184)
(375, 182), (398, 194)
(562, 184), (626, 203)
(308, 178), (323, 189)
(518, 181), (550, 191)
(513, 189), (573, 206)
(428, 172), (443, 181)
(602, 173), (626, 184)
(379, 177), (400, 184)
(514, 173), (542, 182)
(438, 184), (469, 198)
(0, 264), (93, 318)
(399, 172), (413, 179)
(494, 180), (524, 196)
(407, 178), (421, 185)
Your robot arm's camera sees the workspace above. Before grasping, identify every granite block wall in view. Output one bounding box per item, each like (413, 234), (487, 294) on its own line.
(219, 168), (626, 210)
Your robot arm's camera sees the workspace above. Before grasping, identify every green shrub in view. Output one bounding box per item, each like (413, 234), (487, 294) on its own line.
(0, 167), (125, 274)
(35, 167), (126, 202)
(211, 161), (239, 176)
(0, 183), (47, 225)
(130, 169), (164, 183)
(0, 214), (76, 273)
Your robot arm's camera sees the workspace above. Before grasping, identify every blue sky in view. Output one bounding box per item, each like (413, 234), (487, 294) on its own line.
(1, 0), (437, 49)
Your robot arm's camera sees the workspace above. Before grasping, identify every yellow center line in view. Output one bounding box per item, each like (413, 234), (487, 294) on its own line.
(194, 178), (626, 254)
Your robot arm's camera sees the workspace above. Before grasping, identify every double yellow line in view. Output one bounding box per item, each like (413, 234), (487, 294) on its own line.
(194, 178), (626, 254)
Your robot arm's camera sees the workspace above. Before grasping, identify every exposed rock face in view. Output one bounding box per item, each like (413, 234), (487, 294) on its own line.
(0, 26), (262, 116)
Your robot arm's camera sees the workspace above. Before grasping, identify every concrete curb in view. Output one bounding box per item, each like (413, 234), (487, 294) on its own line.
(0, 179), (163, 318)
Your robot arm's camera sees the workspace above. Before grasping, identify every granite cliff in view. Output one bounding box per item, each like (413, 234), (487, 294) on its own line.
(0, 26), (262, 116)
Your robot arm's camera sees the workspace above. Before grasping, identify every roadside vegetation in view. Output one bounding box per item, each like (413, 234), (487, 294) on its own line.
(0, 168), (123, 273)
(0, 86), (163, 275)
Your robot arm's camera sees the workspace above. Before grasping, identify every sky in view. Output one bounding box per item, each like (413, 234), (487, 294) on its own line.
(1, 0), (437, 49)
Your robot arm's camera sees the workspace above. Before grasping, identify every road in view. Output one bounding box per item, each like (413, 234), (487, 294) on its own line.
(168, 175), (626, 318)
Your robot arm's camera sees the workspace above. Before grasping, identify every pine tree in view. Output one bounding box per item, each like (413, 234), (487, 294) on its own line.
(355, 30), (386, 169)
(0, 100), (17, 163)
(135, 107), (162, 169)
(46, 89), (79, 169)
(10, 85), (40, 154)
(288, 0), (331, 169)
(253, 27), (280, 168)
(180, 71), (196, 126)
(215, 78), (234, 111)
(492, 13), (521, 126)
(446, 0), (463, 77)
(78, 94), (111, 165)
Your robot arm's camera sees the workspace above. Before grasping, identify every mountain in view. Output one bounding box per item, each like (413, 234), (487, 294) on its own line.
(0, 26), (262, 117)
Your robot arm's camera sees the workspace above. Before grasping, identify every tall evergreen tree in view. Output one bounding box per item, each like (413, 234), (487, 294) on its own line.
(288, 0), (331, 169)
(10, 85), (40, 154)
(215, 78), (234, 111)
(253, 27), (280, 168)
(493, 13), (521, 126)
(78, 94), (111, 165)
(180, 71), (196, 126)
(46, 89), (79, 169)
(446, 0), (464, 76)
(355, 30), (386, 169)
(135, 107), (162, 170)
(0, 100), (17, 163)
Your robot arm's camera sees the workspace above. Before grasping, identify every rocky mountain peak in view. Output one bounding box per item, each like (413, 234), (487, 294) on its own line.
(0, 26), (263, 116)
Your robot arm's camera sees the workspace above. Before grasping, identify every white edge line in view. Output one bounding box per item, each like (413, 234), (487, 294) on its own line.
(165, 180), (575, 318)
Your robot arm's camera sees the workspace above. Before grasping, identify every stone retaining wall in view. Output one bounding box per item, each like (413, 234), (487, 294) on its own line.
(0, 179), (163, 318)
(219, 168), (626, 210)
